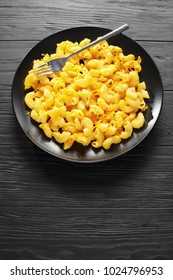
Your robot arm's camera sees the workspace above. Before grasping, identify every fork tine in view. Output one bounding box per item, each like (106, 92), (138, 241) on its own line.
(35, 67), (52, 74)
(37, 70), (53, 76)
(33, 63), (53, 76)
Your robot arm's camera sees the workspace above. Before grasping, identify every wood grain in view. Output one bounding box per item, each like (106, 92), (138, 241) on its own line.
(0, 0), (173, 260)
(0, 129), (173, 210)
(0, 209), (173, 259)
(0, 0), (173, 41)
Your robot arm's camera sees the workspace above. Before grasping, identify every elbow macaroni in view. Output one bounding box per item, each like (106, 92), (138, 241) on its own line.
(24, 38), (150, 150)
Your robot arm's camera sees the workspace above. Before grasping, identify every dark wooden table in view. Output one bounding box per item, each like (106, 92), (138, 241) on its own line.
(0, 0), (173, 260)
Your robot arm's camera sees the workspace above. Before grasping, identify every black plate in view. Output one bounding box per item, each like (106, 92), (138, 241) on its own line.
(12, 27), (163, 163)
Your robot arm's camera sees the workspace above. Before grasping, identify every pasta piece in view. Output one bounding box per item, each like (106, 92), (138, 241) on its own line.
(24, 37), (150, 150)
(132, 112), (145, 129)
(120, 121), (133, 139)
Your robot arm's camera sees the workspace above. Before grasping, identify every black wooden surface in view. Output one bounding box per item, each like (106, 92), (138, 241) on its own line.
(0, 0), (173, 260)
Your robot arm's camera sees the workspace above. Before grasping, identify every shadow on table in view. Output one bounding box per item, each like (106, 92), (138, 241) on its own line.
(33, 140), (155, 195)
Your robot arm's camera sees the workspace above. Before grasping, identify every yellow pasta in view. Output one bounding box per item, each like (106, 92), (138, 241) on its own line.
(24, 38), (150, 150)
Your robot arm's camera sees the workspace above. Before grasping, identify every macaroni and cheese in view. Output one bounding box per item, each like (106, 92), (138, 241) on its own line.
(24, 38), (150, 150)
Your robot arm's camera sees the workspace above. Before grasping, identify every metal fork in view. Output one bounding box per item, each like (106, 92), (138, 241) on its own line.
(34, 24), (129, 76)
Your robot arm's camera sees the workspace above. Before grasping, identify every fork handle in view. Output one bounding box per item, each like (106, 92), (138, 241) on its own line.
(68, 24), (129, 58)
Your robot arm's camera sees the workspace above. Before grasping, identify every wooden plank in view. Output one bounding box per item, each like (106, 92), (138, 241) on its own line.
(0, 208), (173, 259)
(0, 0), (173, 41)
(0, 41), (172, 90)
(0, 141), (173, 209)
